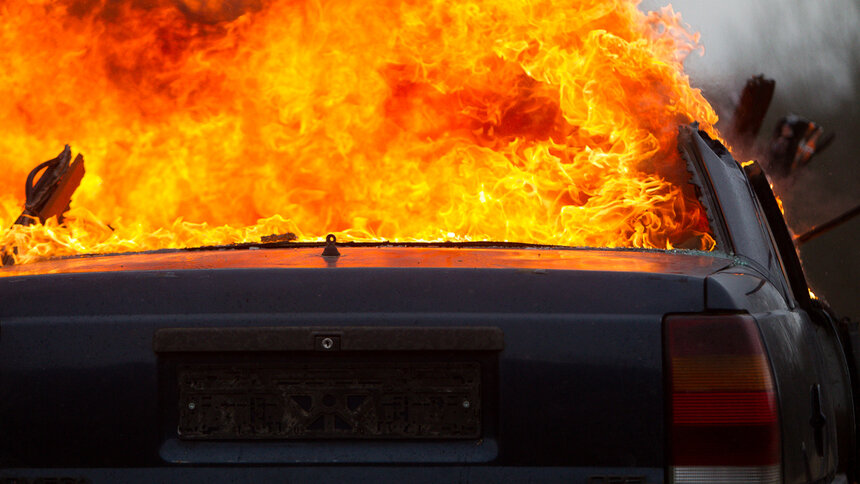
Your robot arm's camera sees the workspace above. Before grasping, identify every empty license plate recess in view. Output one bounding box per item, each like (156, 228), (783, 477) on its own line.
(177, 361), (481, 439)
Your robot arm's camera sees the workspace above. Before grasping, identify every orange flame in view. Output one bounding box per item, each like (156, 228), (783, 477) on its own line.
(0, 0), (718, 264)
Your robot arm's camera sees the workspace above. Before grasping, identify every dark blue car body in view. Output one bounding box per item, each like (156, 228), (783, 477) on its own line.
(1, 127), (856, 483)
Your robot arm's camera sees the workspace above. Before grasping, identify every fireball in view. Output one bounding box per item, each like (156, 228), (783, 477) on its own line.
(0, 0), (719, 264)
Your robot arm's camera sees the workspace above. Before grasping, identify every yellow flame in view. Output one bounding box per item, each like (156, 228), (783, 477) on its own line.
(769, 183), (786, 215)
(1, 0), (719, 265)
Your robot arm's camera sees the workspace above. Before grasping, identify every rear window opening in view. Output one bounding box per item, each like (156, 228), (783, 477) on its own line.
(1, 0), (721, 266)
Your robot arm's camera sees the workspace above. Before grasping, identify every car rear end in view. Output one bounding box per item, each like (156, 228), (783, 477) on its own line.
(1, 246), (738, 483)
(4, 126), (855, 483)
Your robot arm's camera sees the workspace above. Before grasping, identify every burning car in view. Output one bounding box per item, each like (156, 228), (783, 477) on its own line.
(1, 0), (858, 483)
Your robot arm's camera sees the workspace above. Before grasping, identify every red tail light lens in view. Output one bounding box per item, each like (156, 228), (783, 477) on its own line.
(665, 314), (781, 483)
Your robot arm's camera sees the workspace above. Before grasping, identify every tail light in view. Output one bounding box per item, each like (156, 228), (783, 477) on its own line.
(665, 313), (781, 484)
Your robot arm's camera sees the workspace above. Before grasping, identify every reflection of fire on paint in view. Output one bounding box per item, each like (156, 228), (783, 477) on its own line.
(1, 0), (719, 265)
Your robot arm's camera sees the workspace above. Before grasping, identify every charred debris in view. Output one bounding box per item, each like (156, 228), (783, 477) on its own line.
(726, 74), (857, 245)
(1, 146), (85, 266)
(726, 74), (836, 177)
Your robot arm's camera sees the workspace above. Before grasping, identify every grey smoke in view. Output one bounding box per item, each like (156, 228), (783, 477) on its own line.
(640, 0), (860, 111)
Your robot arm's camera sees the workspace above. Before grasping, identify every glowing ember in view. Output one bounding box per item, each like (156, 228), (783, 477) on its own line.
(0, 0), (719, 265)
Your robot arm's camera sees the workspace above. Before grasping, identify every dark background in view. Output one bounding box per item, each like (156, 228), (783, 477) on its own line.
(641, 0), (859, 320)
